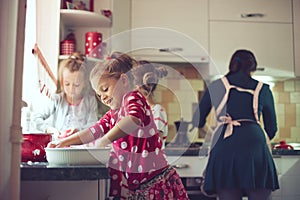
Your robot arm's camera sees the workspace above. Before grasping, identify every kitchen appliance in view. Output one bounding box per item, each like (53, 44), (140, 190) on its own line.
(21, 133), (52, 162)
(165, 118), (202, 156)
(272, 141), (300, 155)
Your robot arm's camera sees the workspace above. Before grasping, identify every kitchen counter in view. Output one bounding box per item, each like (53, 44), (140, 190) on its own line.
(20, 162), (110, 181)
(20, 162), (110, 200)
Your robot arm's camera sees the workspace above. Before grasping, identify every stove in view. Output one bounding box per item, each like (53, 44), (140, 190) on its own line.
(165, 142), (202, 156)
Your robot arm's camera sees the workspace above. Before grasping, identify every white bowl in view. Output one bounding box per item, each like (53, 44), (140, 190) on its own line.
(45, 146), (111, 166)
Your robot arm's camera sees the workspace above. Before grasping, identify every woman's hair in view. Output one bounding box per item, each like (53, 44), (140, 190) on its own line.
(132, 60), (168, 97)
(90, 51), (137, 92)
(57, 52), (87, 93)
(227, 49), (257, 76)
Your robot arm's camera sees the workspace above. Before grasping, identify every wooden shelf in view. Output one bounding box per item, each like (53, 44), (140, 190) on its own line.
(60, 9), (111, 27)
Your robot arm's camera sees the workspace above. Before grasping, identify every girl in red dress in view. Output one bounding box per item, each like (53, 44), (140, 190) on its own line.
(48, 52), (189, 200)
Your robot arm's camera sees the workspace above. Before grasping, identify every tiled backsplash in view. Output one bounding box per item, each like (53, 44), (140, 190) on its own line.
(153, 64), (300, 143)
(271, 78), (300, 142)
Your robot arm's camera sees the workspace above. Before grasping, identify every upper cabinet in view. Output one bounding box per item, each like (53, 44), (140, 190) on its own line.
(294, 0), (300, 77)
(208, 0), (295, 79)
(130, 0), (209, 63)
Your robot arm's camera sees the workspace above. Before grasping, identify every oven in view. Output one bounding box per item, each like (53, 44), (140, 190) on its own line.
(165, 142), (216, 200)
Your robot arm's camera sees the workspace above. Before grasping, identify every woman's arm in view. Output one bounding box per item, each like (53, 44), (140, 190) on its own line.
(262, 85), (278, 140)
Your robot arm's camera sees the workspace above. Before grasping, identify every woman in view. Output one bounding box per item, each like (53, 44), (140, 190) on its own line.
(191, 49), (279, 200)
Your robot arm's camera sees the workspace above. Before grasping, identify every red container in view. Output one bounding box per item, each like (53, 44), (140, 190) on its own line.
(21, 133), (52, 162)
(61, 40), (75, 55)
(85, 32), (102, 58)
(273, 140), (294, 150)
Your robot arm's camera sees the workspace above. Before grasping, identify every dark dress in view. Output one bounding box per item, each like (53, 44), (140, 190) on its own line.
(192, 72), (279, 195)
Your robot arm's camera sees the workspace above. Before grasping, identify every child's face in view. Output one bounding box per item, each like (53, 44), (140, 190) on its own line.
(96, 75), (128, 110)
(62, 69), (86, 102)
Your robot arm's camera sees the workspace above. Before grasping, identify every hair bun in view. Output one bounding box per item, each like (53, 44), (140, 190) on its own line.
(156, 66), (168, 78)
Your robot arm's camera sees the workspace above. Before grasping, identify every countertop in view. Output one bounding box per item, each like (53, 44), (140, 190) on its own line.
(20, 162), (110, 181)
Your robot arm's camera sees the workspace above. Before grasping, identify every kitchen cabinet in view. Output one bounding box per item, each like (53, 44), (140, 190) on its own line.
(130, 0), (209, 63)
(208, 0), (295, 79)
(21, 180), (101, 200)
(166, 156), (207, 177)
(272, 156), (300, 200)
(34, 0), (61, 94)
(20, 162), (109, 200)
(294, 0), (300, 77)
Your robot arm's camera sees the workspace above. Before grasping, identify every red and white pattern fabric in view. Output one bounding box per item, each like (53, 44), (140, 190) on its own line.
(151, 104), (168, 149)
(89, 91), (179, 198)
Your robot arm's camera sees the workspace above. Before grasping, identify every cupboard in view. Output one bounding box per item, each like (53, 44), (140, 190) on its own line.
(294, 0), (300, 77)
(130, 0), (209, 63)
(208, 0), (295, 78)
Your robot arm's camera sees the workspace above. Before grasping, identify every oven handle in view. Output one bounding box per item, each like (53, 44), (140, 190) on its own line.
(172, 163), (189, 169)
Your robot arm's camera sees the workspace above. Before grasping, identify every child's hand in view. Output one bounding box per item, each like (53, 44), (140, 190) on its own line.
(58, 128), (79, 139)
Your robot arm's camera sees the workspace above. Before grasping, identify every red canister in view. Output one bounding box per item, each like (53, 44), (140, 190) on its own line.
(61, 40), (75, 55)
(21, 133), (52, 162)
(85, 32), (102, 58)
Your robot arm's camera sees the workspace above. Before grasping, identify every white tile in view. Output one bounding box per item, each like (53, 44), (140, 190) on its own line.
(291, 92), (300, 103)
(291, 127), (300, 140)
(275, 104), (285, 115)
(284, 80), (295, 92)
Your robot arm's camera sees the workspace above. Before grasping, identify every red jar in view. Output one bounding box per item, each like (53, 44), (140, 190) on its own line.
(61, 40), (75, 55)
(21, 133), (52, 162)
(85, 32), (102, 58)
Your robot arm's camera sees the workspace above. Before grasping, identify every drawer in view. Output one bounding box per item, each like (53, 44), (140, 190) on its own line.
(209, 0), (292, 23)
(166, 156), (208, 177)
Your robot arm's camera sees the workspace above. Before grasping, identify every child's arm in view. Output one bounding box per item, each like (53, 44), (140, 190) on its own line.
(47, 128), (94, 148)
(96, 115), (141, 147)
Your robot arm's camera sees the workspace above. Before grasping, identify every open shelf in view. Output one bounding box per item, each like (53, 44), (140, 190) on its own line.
(60, 9), (111, 27)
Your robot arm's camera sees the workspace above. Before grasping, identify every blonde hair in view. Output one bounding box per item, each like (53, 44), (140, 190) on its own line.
(57, 52), (87, 93)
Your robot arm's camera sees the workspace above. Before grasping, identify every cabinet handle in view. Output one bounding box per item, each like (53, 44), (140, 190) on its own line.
(256, 67), (265, 71)
(159, 47), (183, 52)
(241, 13), (265, 18)
(172, 164), (189, 169)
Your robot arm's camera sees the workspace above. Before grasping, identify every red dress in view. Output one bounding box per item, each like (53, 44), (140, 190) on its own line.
(89, 91), (188, 199)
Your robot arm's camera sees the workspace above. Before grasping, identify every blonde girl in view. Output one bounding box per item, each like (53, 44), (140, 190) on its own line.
(31, 52), (98, 139)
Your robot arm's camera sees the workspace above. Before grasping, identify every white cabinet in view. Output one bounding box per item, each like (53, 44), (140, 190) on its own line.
(208, 0), (295, 78)
(21, 180), (102, 200)
(294, 0), (300, 77)
(272, 156), (300, 199)
(166, 156), (208, 177)
(130, 0), (209, 63)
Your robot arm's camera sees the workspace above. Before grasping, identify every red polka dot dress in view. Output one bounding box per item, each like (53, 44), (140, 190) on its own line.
(89, 91), (189, 199)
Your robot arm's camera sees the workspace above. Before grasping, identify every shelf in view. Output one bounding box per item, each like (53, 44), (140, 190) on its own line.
(60, 9), (111, 27)
(59, 55), (104, 63)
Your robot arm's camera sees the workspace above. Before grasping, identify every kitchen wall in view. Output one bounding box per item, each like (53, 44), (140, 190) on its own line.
(151, 63), (208, 143)
(152, 64), (300, 143)
(272, 78), (300, 142)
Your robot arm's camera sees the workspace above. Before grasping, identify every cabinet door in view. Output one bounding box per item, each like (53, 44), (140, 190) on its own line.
(209, 0), (292, 23)
(21, 181), (99, 200)
(166, 156), (208, 177)
(294, 0), (300, 77)
(209, 21), (294, 77)
(36, 0), (60, 91)
(36, 0), (60, 78)
(131, 0), (209, 63)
